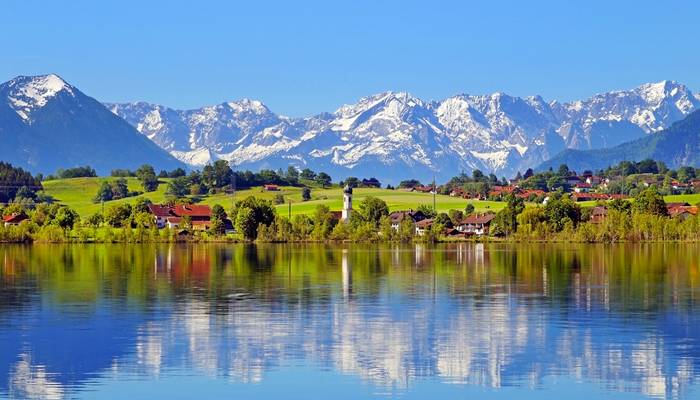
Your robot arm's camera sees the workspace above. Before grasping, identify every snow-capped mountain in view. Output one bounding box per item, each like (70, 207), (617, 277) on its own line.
(107, 80), (700, 181)
(0, 74), (184, 174)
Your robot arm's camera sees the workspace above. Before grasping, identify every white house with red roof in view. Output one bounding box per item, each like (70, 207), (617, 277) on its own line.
(147, 204), (212, 230)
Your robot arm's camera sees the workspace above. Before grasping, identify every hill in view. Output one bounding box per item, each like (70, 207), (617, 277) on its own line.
(539, 109), (700, 172)
(41, 178), (505, 218)
(0, 74), (185, 175)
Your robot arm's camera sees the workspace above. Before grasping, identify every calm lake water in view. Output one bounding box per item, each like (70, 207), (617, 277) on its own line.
(1, 244), (699, 399)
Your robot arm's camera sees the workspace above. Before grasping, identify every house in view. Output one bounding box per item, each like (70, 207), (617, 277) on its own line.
(571, 193), (611, 202)
(415, 218), (434, 236)
(489, 185), (517, 197)
(671, 180), (691, 194)
(586, 176), (603, 186)
(666, 202), (692, 217)
(414, 185), (434, 194)
(449, 188), (466, 197)
(456, 213), (496, 236)
(3, 213), (28, 227)
(263, 184), (280, 191)
(389, 210), (427, 230)
(590, 206), (608, 224)
(148, 204), (212, 230)
(668, 206), (698, 220)
(573, 183), (592, 193)
(565, 176), (582, 186)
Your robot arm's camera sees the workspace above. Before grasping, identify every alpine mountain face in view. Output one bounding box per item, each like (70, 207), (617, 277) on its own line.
(0, 74), (185, 175)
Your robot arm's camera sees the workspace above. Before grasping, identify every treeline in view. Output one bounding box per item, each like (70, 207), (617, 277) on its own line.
(0, 162), (43, 203)
(491, 188), (700, 242)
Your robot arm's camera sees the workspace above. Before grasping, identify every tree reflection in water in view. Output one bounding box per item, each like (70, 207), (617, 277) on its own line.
(0, 243), (699, 399)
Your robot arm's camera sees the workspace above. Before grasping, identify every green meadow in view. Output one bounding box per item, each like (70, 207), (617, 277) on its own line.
(41, 177), (699, 219)
(41, 178), (505, 217)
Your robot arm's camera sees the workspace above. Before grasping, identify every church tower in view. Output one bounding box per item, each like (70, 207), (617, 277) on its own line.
(342, 185), (353, 221)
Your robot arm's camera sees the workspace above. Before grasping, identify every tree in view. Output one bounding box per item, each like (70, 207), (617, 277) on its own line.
(166, 176), (190, 198)
(94, 181), (113, 203)
(110, 178), (129, 199)
(231, 196), (276, 239)
(312, 204), (336, 239)
(133, 197), (152, 214)
(344, 177), (360, 188)
(83, 212), (103, 228)
(435, 212), (453, 228)
(301, 187), (311, 201)
(543, 195), (581, 231)
(358, 196), (389, 226)
(213, 160), (233, 188)
(234, 207), (255, 239)
(54, 206), (79, 229)
(315, 172), (331, 188)
(448, 209), (464, 225)
(523, 168), (534, 180)
(300, 168), (316, 180)
(492, 194), (525, 236)
(417, 204), (437, 219)
(633, 187), (667, 216)
(285, 166), (299, 185)
(105, 203), (132, 227)
(136, 164), (158, 192)
(464, 203), (475, 215)
(398, 179), (421, 189)
(273, 194), (285, 204)
(210, 204), (227, 235)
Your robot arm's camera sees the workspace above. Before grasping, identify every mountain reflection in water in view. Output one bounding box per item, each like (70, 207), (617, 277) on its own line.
(0, 243), (699, 399)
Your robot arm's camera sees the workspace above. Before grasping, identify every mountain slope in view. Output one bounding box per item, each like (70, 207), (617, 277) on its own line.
(538, 109), (700, 172)
(108, 80), (700, 181)
(0, 75), (184, 175)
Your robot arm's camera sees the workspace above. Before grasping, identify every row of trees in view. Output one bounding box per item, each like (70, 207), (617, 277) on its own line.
(490, 187), (700, 242)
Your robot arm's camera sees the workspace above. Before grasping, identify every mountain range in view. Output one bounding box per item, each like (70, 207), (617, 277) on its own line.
(1, 74), (699, 180)
(539, 109), (700, 172)
(107, 80), (700, 181)
(0, 74), (184, 175)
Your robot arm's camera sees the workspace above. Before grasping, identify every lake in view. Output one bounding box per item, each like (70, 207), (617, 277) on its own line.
(1, 243), (699, 399)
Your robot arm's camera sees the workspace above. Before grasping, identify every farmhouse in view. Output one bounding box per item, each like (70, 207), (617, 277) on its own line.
(263, 184), (280, 191)
(389, 210), (427, 230)
(148, 204), (212, 230)
(456, 213), (496, 236)
(3, 213), (28, 227)
(414, 218), (434, 236)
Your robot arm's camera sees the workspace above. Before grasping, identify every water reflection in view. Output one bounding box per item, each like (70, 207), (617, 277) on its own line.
(1, 244), (699, 399)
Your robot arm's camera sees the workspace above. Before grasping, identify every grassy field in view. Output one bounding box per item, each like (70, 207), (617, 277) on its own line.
(42, 178), (505, 217)
(41, 177), (700, 218)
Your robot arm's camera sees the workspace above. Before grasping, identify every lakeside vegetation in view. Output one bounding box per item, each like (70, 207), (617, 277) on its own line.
(1, 159), (699, 244)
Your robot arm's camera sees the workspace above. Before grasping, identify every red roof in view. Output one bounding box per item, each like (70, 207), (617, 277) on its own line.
(415, 218), (434, 228)
(149, 204), (212, 218)
(669, 206), (698, 217)
(173, 204), (211, 217)
(575, 183), (592, 188)
(2, 213), (27, 224)
(461, 213), (496, 224)
(148, 204), (172, 217)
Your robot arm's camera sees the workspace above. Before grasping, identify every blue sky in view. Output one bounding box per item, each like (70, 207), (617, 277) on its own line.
(2, 0), (699, 116)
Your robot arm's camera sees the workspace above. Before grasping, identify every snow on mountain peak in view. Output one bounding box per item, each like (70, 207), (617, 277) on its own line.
(105, 80), (699, 181)
(4, 74), (74, 121)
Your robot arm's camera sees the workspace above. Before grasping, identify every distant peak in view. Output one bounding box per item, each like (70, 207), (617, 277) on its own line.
(225, 98), (270, 114)
(4, 73), (75, 121)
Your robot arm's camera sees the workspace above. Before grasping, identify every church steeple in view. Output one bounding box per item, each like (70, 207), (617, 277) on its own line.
(342, 185), (353, 221)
